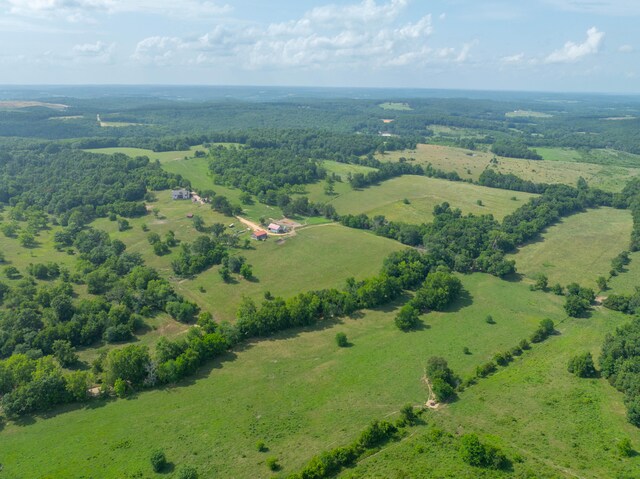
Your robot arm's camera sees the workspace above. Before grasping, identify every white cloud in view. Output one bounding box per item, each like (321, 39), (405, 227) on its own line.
(2, 0), (232, 22)
(619, 44), (634, 53)
(501, 52), (525, 64)
(545, 27), (604, 63)
(130, 0), (473, 72)
(72, 40), (114, 63)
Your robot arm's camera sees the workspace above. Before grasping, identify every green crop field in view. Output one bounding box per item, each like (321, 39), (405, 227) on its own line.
(379, 144), (640, 192)
(509, 207), (633, 290)
(5, 273), (621, 479)
(327, 175), (537, 222)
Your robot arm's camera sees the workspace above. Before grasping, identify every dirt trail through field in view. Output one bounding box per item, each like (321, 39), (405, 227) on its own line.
(422, 375), (441, 409)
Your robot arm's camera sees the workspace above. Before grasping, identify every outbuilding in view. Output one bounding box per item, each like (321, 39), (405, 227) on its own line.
(252, 229), (268, 241)
(268, 223), (284, 233)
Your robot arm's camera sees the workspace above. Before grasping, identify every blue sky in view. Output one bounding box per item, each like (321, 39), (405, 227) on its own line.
(0, 0), (638, 93)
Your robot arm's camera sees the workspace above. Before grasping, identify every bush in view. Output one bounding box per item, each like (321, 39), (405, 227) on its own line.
(399, 404), (418, 425)
(431, 377), (455, 402)
(617, 438), (634, 457)
(476, 362), (496, 378)
(335, 332), (348, 347)
(459, 433), (508, 469)
(256, 440), (267, 452)
(113, 378), (127, 398)
(266, 456), (280, 471)
(395, 304), (420, 331)
(567, 352), (597, 378)
(150, 450), (167, 472)
(485, 315), (495, 324)
(177, 465), (198, 479)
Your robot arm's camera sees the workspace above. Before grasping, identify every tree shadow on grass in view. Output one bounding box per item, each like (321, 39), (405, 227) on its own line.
(502, 272), (525, 283)
(442, 288), (473, 313)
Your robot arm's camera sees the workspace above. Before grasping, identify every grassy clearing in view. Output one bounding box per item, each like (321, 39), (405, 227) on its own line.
(0, 273), (593, 479)
(85, 145), (208, 164)
(322, 159), (377, 177)
(92, 191), (403, 322)
(343, 305), (640, 479)
(538, 147), (640, 168)
(607, 251), (640, 295)
(379, 144), (640, 192)
(327, 175), (537, 223)
(509, 207), (633, 290)
(379, 102), (412, 110)
(99, 121), (142, 128)
(505, 110), (553, 118)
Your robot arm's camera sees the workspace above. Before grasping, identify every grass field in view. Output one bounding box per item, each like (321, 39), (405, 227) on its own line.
(379, 144), (640, 192)
(92, 191), (403, 322)
(342, 304), (640, 479)
(5, 273), (625, 479)
(509, 207), (633, 290)
(537, 147), (640, 168)
(505, 110), (553, 118)
(85, 145), (208, 163)
(326, 175), (537, 223)
(379, 102), (412, 110)
(607, 251), (640, 295)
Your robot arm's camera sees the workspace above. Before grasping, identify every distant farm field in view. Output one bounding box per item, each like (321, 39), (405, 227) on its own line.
(505, 110), (553, 118)
(379, 102), (412, 110)
(509, 207), (633, 290)
(1, 273), (599, 479)
(327, 175), (537, 223)
(379, 144), (640, 192)
(85, 145), (208, 163)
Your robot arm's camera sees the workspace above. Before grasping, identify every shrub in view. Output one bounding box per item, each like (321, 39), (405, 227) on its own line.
(459, 434), (508, 469)
(395, 304), (420, 331)
(431, 378), (455, 402)
(150, 450), (167, 473)
(617, 438), (634, 457)
(177, 465), (198, 479)
(113, 378), (127, 398)
(485, 315), (495, 324)
(399, 404), (418, 426)
(335, 332), (348, 347)
(266, 457), (280, 471)
(567, 352), (597, 378)
(476, 362), (496, 378)
(256, 440), (267, 452)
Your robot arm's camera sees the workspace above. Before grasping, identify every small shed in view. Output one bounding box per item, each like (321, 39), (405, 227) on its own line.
(172, 189), (191, 200)
(252, 229), (268, 241)
(268, 223), (284, 233)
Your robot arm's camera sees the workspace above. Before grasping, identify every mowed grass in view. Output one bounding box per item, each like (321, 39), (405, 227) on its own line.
(0, 273), (597, 479)
(379, 144), (640, 192)
(342, 305), (640, 479)
(92, 191), (403, 322)
(84, 145), (208, 163)
(509, 207), (633, 290)
(327, 175), (536, 223)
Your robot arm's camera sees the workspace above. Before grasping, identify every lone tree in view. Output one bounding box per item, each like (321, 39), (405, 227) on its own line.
(335, 332), (348, 347)
(394, 304), (420, 331)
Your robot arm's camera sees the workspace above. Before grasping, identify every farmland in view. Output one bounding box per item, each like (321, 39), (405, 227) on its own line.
(3, 88), (640, 479)
(508, 207), (633, 290)
(327, 175), (537, 222)
(4, 273), (616, 479)
(379, 144), (640, 192)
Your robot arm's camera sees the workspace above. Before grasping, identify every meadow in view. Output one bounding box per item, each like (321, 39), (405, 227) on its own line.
(85, 145), (208, 164)
(4, 273), (618, 479)
(327, 175), (537, 222)
(509, 207), (633, 290)
(379, 144), (640, 192)
(607, 251), (640, 295)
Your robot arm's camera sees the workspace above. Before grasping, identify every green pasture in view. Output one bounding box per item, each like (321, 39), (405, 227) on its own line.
(505, 110), (553, 118)
(327, 175), (537, 222)
(538, 147), (640, 168)
(343, 305), (639, 479)
(379, 144), (640, 192)
(0, 273), (595, 479)
(607, 251), (640, 295)
(509, 207), (633, 290)
(84, 145), (208, 164)
(379, 102), (412, 111)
